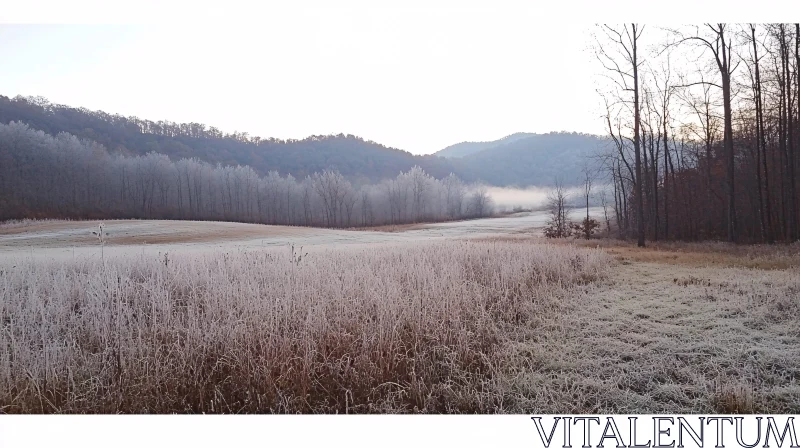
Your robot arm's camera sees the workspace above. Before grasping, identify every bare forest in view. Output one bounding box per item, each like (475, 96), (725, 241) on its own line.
(597, 24), (800, 244)
(0, 122), (493, 227)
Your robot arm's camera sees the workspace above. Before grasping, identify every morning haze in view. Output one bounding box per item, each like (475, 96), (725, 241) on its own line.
(0, 12), (601, 154)
(1, 1), (798, 420)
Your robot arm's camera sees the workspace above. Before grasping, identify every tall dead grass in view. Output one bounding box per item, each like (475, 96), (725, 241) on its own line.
(0, 241), (609, 413)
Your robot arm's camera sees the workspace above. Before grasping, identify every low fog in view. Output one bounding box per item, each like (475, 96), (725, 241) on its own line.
(486, 185), (608, 212)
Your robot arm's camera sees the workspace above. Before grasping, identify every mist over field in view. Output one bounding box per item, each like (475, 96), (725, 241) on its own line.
(487, 185), (609, 211)
(485, 186), (552, 210)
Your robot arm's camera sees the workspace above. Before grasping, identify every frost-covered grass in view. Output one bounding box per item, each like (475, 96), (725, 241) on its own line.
(485, 238), (800, 413)
(0, 218), (71, 230)
(4, 232), (797, 414)
(0, 240), (609, 413)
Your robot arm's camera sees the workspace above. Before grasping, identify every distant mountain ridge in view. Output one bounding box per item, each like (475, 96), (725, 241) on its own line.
(435, 132), (536, 158)
(443, 132), (606, 186)
(0, 95), (456, 184)
(0, 95), (604, 187)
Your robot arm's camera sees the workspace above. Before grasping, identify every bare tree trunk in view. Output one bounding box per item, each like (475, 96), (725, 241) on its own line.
(753, 25), (773, 243)
(720, 28), (737, 243)
(797, 23), (800, 240)
(650, 128), (660, 241)
(787, 25), (798, 240)
(778, 28), (789, 240)
(663, 125), (670, 239)
(632, 24), (645, 247)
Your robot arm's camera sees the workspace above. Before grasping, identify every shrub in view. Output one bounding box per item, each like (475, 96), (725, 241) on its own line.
(569, 218), (601, 240)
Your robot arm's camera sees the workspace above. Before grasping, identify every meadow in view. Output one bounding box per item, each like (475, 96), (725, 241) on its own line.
(0, 217), (798, 413)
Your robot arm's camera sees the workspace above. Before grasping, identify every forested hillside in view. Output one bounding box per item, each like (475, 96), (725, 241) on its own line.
(435, 132), (536, 158)
(0, 95), (456, 184)
(0, 95), (600, 187)
(450, 132), (605, 186)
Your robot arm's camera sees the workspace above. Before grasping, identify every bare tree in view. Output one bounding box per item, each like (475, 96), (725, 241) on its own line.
(742, 24), (774, 243)
(596, 24), (646, 247)
(467, 184), (493, 218)
(599, 189), (612, 235)
(312, 169), (351, 227)
(443, 173), (465, 219)
(669, 24), (740, 242)
(543, 179), (571, 238)
(581, 162), (593, 223)
(580, 162), (596, 240)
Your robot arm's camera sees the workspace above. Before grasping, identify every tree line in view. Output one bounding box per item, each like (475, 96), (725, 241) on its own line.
(0, 122), (493, 227)
(596, 24), (800, 244)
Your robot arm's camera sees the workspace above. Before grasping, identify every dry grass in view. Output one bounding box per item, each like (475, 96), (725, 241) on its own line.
(498, 259), (800, 413)
(576, 239), (800, 270)
(0, 240), (609, 413)
(713, 381), (755, 414)
(3, 229), (799, 414)
(0, 219), (323, 248)
(0, 218), (73, 232)
(478, 234), (800, 270)
(467, 235), (800, 413)
(348, 223), (429, 233)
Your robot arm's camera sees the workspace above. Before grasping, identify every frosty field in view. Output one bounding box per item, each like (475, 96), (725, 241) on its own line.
(0, 209), (584, 261)
(0, 212), (798, 413)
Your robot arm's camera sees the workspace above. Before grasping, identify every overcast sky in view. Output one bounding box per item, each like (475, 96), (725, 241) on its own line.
(0, 1), (760, 154)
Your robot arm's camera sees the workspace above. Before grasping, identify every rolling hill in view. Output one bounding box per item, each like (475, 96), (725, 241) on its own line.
(0, 95), (604, 187)
(435, 132), (536, 158)
(0, 95), (455, 184)
(445, 132), (606, 186)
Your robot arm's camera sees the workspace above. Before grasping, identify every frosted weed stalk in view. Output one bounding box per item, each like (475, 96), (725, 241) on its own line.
(91, 222), (108, 264)
(289, 244), (308, 266)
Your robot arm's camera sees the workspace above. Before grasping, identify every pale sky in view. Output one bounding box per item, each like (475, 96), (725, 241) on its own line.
(2, 1), (754, 154)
